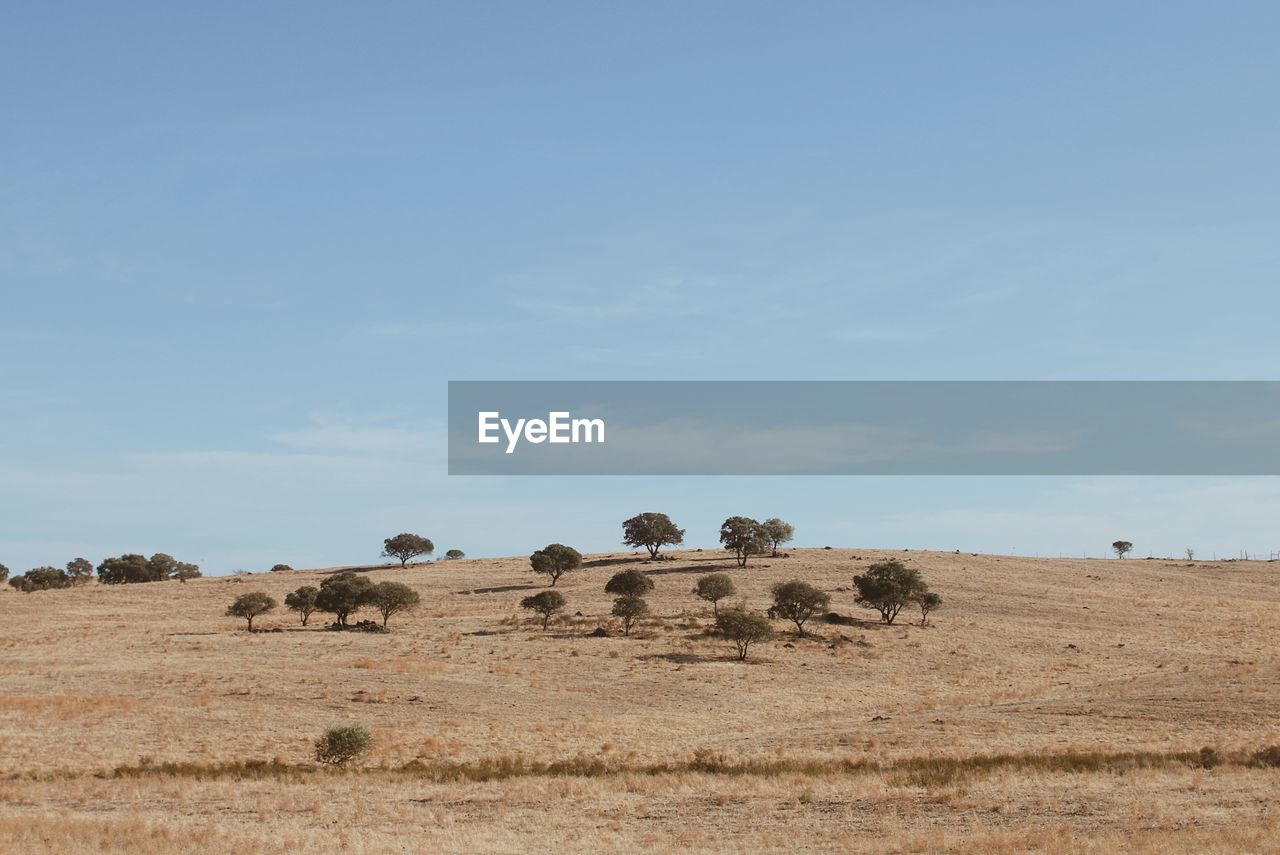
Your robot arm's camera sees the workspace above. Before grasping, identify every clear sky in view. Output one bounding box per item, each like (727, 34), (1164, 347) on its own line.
(3, 2), (1279, 573)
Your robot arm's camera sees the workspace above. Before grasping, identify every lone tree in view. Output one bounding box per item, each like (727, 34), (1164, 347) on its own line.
(315, 572), (374, 626)
(529, 544), (582, 587)
(611, 595), (649, 636)
(693, 573), (736, 616)
(917, 591), (942, 626)
(270, 564), (294, 573)
(66, 557), (94, 585)
(445, 549), (465, 560)
(604, 568), (654, 598)
(761, 518), (795, 557)
(226, 592), (277, 631)
(520, 590), (567, 629)
(716, 608), (773, 660)
(1112, 540), (1133, 559)
(853, 559), (927, 625)
(368, 581), (421, 627)
(314, 724), (373, 766)
(720, 516), (771, 568)
(622, 512), (685, 558)
(382, 533), (434, 567)
(769, 580), (830, 636)
(284, 586), (320, 626)
(0, 563), (7, 583)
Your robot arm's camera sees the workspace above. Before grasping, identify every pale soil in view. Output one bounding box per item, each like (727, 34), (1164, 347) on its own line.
(1, 548), (1277, 852)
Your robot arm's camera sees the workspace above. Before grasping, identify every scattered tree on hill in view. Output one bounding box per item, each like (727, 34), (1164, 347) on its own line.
(0, 563), (7, 583)
(314, 724), (373, 766)
(172, 561), (201, 583)
(917, 591), (942, 626)
(315, 572), (374, 626)
(520, 590), (567, 629)
(769, 580), (830, 636)
(226, 592), (277, 630)
(719, 517), (771, 568)
(284, 586), (320, 626)
(445, 549), (465, 560)
(382, 533), (434, 567)
(368, 581), (420, 627)
(604, 568), (654, 598)
(9, 566), (73, 592)
(66, 557), (93, 585)
(1112, 540), (1133, 559)
(97, 554), (158, 584)
(693, 573), (736, 616)
(611, 595), (649, 636)
(622, 512), (685, 558)
(716, 608), (773, 660)
(852, 559), (927, 625)
(529, 544), (582, 587)
(270, 564), (294, 573)
(761, 518), (795, 557)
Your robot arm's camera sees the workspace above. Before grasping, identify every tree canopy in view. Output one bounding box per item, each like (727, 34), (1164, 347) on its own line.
(284, 586), (320, 626)
(382, 533), (434, 567)
(852, 559), (927, 625)
(368, 581), (420, 627)
(315, 572), (374, 626)
(716, 608), (773, 660)
(520, 590), (567, 629)
(693, 573), (736, 615)
(769, 580), (830, 635)
(604, 568), (654, 598)
(226, 592), (277, 630)
(611, 595), (649, 636)
(622, 512), (685, 558)
(760, 518), (795, 556)
(719, 517), (771, 568)
(529, 544), (582, 586)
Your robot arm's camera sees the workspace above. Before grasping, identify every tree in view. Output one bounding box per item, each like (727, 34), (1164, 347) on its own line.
(611, 595), (648, 636)
(445, 549), (465, 560)
(693, 573), (736, 616)
(529, 544), (582, 586)
(1112, 540), (1133, 559)
(368, 581), (420, 627)
(314, 724), (373, 765)
(716, 608), (772, 660)
(719, 517), (770, 568)
(0, 563), (7, 583)
(226, 592), (277, 630)
(172, 561), (201, 583)
(382, 533), (434, 567)
(97, 554), (158, 584)
(917, 591), (942, 626)
(147, 553), (178, 580)
(604, 568), (654, 598)
(284, 586), (320, 626)
(520, 590), (566, 629)
(270, 564), (294, 573)
(315, 572), (374, 626)
(622, 512), (685, 558)
(761, 518), (795, 557)
(769, 580), (830, 636)
(9, 566), (72, 592)
(853, 559), (927, 625)
(66, 558), (94, 586)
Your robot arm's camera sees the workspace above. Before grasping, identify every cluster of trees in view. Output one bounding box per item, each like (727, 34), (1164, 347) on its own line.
(6, 553), (200, 591)
(720, 516), (794, 565)
(226, 572), (421, 631)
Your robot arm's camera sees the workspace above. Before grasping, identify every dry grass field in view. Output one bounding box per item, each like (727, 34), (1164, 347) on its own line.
(1, 547), (1277, 853)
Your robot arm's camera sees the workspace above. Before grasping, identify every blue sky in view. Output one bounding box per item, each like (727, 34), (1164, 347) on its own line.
(3, 2), (1280, 573)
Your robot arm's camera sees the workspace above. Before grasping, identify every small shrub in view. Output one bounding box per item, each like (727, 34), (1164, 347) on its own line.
(284, 586), (319, 626)
(769, 580), (830, 636)
(521, 590), (566, 629)
(1253, 745), (1280, 768)
(445, 549), (465, 560)
(918, 591), (942, 626)
(270, 564), (294, 573)
(226, 592), (277, 630)
(368, 581), (421, 627)
(314, 724), (373, 765)
(611, 595), (648, 636)
(605, 569), (654, 597)
(716, 609), (772, 660)
(693, 573), (736, 616)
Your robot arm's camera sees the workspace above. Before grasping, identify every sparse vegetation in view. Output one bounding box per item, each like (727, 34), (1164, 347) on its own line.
(1113, 540), (1133, 559)
(918, 591), (942, 626)
(761, 518), (795, 556)
(769, 580), (830, 636)
(225, 592), (277, 630)
(529, 544), (582, 586)
(853, 559), (928, 625)
(622, 512), (685, 558)
(719, 516), (770, 567)
(520, 590), (566, 629)
(382, 533), (434, 566)
(367, 581), (420, 627)
(611, 595), (648, 636)
(314, 724), (373, 765)
(604, 568), (654, 597)
(284, 586), (320, 626)
(693, 573), (736, 616)
(716, 608), (772, 659)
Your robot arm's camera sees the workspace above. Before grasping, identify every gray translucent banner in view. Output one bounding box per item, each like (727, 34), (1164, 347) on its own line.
(448, 381), (1280, 475)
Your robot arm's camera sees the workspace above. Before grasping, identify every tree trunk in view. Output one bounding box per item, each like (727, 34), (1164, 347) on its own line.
(247, 617), (253, 631)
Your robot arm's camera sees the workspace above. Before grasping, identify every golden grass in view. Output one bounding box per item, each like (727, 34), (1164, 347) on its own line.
(0, 547), (1277, 852)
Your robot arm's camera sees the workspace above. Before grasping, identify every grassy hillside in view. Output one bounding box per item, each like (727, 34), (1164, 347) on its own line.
(1, 548), (1277, 852)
